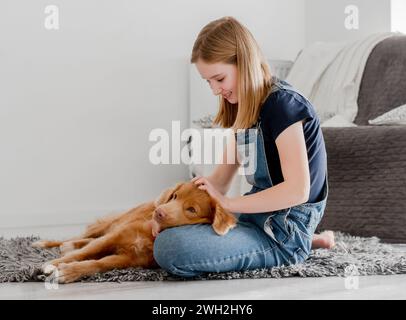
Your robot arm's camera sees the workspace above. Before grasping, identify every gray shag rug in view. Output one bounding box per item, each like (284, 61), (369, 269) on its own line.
(1, 232), (405, 283)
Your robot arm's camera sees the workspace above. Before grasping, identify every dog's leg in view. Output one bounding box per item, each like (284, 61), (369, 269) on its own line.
(32, 240), (64, 248)
(42, 234), (116, 273)
(60, 238), (94, 256)
(53, 254), (133, 284)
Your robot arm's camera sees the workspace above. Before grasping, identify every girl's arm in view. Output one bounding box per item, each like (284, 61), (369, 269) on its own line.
(206, 130), (241, 195)
(227, 120), (310, 213)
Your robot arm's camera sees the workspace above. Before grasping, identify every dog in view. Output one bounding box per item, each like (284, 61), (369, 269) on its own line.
(32, 181), (237, 283)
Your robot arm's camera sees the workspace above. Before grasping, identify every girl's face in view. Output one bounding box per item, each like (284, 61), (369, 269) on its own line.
(195, 59), (238, 104)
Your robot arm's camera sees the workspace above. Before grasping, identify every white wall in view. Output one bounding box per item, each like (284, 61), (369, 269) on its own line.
(0, 0), (305, 228)
(305, 0), (392, 45)
(391, 0), (406, 33)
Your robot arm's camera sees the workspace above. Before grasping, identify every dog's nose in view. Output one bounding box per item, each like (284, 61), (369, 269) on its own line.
(155, 208), (166, 220)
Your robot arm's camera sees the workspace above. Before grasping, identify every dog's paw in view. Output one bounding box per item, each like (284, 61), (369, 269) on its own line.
(53, 263), (82, 284)
(41, 263), (57, 276)
(40, 263), (75, 284)
(41, 258), (63, 275)
(32, 240), (48, 248)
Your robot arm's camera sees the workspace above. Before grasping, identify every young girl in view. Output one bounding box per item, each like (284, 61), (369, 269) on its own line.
(153, 16), (335, 278)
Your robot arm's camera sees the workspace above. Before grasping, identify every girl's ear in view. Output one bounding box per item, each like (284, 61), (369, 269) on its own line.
(211, 201), (237, 236)
(154, 182), (184, 207)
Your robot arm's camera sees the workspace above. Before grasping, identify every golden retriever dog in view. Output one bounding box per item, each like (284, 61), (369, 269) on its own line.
(32, 181), (237, 283)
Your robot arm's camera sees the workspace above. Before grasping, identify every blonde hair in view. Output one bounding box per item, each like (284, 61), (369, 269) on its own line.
(190, 16), (273, 130)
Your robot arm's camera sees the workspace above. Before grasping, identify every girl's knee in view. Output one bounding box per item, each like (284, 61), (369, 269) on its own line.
(153, 228), (188, 269)
(153, 226), (205, 277)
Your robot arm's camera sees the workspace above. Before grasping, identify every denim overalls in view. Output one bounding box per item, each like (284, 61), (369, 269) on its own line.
(236, 109), (329, 265)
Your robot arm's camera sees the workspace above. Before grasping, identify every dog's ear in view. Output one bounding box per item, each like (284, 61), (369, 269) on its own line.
(154, 182), (184, 207)
(211, 201), (237, 236)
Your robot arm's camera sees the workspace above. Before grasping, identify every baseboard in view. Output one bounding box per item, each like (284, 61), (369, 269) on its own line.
(0, 206), (130, 229)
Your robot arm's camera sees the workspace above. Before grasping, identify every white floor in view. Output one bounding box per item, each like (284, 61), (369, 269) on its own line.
(1, 224), (406, 300)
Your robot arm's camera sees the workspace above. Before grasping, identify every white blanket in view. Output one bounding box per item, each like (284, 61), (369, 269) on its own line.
(286, 33), (397, 124)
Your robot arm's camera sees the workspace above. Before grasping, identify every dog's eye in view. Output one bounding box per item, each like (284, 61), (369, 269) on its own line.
(173, 194), (177, 200)
(187, 207), (196, 213)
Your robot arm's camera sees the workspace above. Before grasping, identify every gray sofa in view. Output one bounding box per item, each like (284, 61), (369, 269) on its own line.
(318, 35), (406, 243)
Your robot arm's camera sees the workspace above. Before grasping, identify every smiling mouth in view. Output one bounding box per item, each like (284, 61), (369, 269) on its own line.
(223, 92), (232, 99)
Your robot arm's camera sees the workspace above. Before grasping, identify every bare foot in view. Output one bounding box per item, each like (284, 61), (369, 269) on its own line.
(311, 230), (335, 249)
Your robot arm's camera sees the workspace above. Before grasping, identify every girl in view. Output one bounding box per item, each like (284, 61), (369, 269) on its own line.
(153, 16), (334, 278)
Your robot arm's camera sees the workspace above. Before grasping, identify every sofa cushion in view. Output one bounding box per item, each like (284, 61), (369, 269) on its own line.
(356, 35), (406, 125)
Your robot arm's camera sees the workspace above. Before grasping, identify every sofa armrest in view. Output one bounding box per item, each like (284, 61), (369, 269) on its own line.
(318, 125), (406, 243)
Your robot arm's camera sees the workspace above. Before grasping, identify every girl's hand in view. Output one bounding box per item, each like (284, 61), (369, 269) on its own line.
(191, 176), (232, 212)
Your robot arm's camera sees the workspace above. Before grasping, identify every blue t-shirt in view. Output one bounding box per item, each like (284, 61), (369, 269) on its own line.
(258, 78), (327, 203)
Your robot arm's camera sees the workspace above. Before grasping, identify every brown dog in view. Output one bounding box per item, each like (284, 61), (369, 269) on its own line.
(32, 181), (237, 283)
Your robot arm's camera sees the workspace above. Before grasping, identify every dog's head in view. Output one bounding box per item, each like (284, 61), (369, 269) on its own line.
(153, 181), (237, 236)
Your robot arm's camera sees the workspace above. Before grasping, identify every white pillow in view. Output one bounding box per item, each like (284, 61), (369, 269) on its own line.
(368, 104), (406, 125)
(321, 114), (357, 127)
